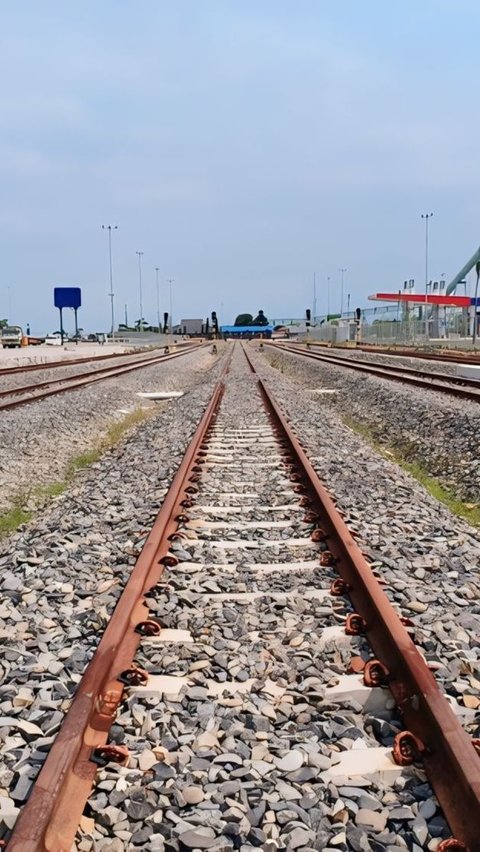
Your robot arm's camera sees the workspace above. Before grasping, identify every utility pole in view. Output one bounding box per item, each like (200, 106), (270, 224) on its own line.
(136, 251), (144, 331)
(421, 213), (433, 339)
(102, 225), (118, 337)
(327, 277), (331, 319)
(473, 262), (480, 346)
(339, 268), (347, 316)
(167, 278), (174, 333)
(313, 272), (317, 324)
(155, 267), (161, 332)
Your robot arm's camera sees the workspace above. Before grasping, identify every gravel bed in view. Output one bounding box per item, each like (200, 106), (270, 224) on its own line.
(0, 346), (187, 393)
(0, 345), (214, 514)
(0, 349), (225, 840)
(2, 343), (478, 849)
(299, 346), (460, 376)
(77, 347), (459, 851)
(253, 344), (480, 701)
(264, 345), (480, 503)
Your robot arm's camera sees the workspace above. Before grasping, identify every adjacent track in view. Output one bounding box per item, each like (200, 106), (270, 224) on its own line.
(0, 344), (204, 411)
(6, 343), (480, 851)
(270, 342), (480, 402)
(336, 343), (480, 366)
(0, 342), (197, 378)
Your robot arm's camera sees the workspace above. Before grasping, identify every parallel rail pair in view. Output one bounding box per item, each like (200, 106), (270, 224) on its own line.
(0, 344), (203, 411)
(6, 343), (480, 851)
(271, 342), (480, 402)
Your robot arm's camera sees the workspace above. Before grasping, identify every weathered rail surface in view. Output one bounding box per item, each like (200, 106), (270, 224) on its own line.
(0, 342), (198, 378)
(0, 344), (204, 411)
(6, 342), (480, 850)
(269, 342), (480, 402)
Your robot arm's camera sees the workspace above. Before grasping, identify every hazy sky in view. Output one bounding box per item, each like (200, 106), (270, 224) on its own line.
(1, 1), (480, 332)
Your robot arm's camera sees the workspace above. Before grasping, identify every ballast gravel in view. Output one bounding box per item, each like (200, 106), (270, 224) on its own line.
(253, 344), (480, 704)
(0, 345), (213, 513)
(2, 342), (478, 851)
(77, 347), (467, 851)
(0, 349), (224, 839)
(263, 344), (480, 503)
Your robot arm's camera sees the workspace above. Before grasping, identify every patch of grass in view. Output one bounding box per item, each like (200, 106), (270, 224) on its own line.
(0, 406), (152, 538)
(0, 502), (32, 535)
(343, 415), (480, 528)
(66, 449), (101, 476)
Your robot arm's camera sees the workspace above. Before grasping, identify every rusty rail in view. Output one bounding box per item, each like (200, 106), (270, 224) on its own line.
(0, 344), (205, 412)
(0, 341), (198, 378)
(270, 342), (480, 402)
(8, 343), (480, 850)
(242, 345), (480, 850)
(7, 361), (229, 851)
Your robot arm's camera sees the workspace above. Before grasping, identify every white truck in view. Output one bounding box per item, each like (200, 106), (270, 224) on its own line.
(1, 325), (23, 348)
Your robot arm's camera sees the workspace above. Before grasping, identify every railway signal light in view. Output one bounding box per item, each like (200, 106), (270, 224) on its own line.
(306, 308), (311, 326)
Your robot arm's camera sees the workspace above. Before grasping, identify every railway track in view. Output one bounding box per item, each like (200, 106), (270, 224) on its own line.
(270, 342), (480, 402)
(5, 343), (480, 851)
(334, 344), (480, 366)
(0, 344), (204, 411)
(0, 345), (196, 379)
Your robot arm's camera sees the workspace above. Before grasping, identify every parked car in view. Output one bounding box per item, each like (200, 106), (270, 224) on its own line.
(45, 333), (63, 346)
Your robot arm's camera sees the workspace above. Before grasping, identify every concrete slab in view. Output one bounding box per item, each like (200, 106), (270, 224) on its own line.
(321, 747), (405, 786)
(324, 674), (393, 713)
(186, 519), (292, 530)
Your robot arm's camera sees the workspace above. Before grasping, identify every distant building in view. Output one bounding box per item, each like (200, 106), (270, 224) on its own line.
(175, 318), (204, 335)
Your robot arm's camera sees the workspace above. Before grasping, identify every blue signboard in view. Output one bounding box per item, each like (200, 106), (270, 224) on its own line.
(54, 287), (82, 310)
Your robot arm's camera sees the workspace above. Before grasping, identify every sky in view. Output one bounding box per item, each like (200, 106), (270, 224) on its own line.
(1, 0), (480, 332)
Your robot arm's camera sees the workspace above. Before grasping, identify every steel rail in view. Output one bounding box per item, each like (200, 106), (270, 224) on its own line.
(340, 343), (480, 366)
(282, 342), (480, 385)
(242, 345), (480, 850)
(0, 344), (205, 412)
(7, 357), (230, 852)
(270, 342), (480, 402)
(0, 341), (198, 378)
(8, 343), (479, 850)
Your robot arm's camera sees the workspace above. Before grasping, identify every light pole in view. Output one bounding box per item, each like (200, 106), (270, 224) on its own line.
(339, 268), (347, 316)
(473, 262), (480, 345)
(102, 225), (118, 337)
(327, 277), (331, 319)
(421, 213), (433, 339)
(313, 272), (317, 323)
(155, 267), (161, 333)
(136, 251), (144, 331)
(167, 278), (174, 333)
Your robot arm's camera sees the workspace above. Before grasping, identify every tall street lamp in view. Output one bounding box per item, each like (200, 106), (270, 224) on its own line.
(167, 278), (174, 333)
(339, 268), (347, 316)
(136, 251), (144, 331)
(327, 277), (331, 319)
(155, 267), (161, 333)
(102, 225), (118, 337)
(421, 213), (433, 339)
